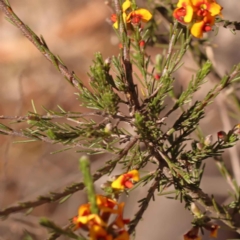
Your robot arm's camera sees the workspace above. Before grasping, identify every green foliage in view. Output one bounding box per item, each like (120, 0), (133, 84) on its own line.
(1, 0), (240, 239)
(79, 53), (120, 114)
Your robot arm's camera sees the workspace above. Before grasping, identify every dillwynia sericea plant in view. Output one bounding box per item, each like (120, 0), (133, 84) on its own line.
(1, 0), (240, 239)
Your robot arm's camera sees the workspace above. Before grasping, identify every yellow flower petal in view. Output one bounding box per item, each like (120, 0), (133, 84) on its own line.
(113, 21), (119, 29)
(113, 13), (127, 29)
(191, 21), (205, 38)
(122, 0), (132, 12)
(78, 203), (90, 216)
(132, 9), (152, 22)
(111, 175), (125, 190)
(177, 0), (192, 8)
(208, 2), (222, 16)
(77, 214), (106, 226)
(184, 5), (194, 22)
(128, 169), (140, 181)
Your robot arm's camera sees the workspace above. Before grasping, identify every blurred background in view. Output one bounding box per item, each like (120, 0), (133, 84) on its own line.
(0, 0), (240, 239)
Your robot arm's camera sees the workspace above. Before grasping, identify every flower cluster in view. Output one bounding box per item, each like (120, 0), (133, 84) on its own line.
(173, 0), (223, 38)
(73, 195), (130, 240)
(111, 0), (152, 29)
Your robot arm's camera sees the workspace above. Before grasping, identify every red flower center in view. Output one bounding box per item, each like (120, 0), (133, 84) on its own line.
(197, 8), (208, 16)
(111, 13), (117, 23)
(124, 180), (134, 188)
(130, 13), (142, 24)
(173, 7), (186, 23)
(203, 25), (212, 32)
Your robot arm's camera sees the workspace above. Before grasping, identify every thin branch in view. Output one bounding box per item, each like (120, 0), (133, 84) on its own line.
(47, 223), (74, 240)
(0, 112), (131, 123)
(214, 157), (238, 194)
(0, 167), (106, 217)
(143, 21), (179, 102)
(113, 0), (140, 111)
(215, 18), (240, 31)
(162, 21), (179, 77)
(0, 136), (138, 217)
(0, 0), (82, 89)
(128, 172), (161, 234)
(188, 187), (240, 234)
(0, 127), (111, 153)
(215, 96), (240, 185)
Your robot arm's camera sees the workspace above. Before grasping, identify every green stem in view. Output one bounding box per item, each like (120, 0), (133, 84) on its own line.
(79, 156), (98, 214)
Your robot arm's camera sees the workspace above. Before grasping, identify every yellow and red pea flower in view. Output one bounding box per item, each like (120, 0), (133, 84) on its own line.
(173, 0), (194, 23)
(111, 169), (140, 190)
(126, 8), (152, 26)
(111, 0), (152, 29)
(173, 0), (223, 38)
(191, 0), (222, 17)
(191, 13), (215, 38)
(73, 195), (130, 240)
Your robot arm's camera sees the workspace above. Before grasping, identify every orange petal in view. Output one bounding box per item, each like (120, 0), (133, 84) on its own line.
(114, 230), (130, 240)
(89, 225), (112, 240)
(183, 227), (201, 240)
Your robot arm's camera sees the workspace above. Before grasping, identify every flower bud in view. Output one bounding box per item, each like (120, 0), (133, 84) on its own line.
(111, 13), (117, 23)
(234, 124), (240, 135)
(104, 57), (112, 65)
(104, 123), (113, 134)
(204, 134), (212, 146)
(217, 131), (227, 142)
(196, 142), (203, 150)
(139, 40), (145, 50)
(154, 73), (161, 80)
(190, 202), (202, 218)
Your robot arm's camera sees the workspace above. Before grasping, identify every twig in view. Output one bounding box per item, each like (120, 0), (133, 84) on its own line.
(113, 0), (140, 111)
(47, 223), (73, 240)
(128, 172), (161, 234)
(214, 157), (238, 194)
(0, 0), (82, 90)
(187, 187), (240, 234)
(215, 18), (240, 31)
(0, 112), (131, 123)
(216, 96), (240, 185)
(0, 127), (111, 153)
(0, 137), (138, 217)
(0, 166), (106, 217)
(162, 21), (179, 77)
(144, 21), (179, 102)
